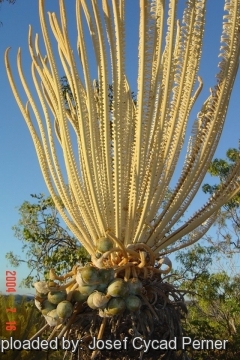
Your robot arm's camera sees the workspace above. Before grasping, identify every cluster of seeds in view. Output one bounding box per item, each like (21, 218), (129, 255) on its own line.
(78, 267), (143, 317)
(34, 266), (143, 326)
(34, 285), (73, 326)
(33, 238), (172, 333)
(31, 238), (188, 360)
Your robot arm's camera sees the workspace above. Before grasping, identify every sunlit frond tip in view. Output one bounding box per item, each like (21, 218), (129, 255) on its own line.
(5, 0), (240, 264)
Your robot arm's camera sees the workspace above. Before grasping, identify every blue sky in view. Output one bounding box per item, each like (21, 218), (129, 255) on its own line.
(0, 0), (239, 295)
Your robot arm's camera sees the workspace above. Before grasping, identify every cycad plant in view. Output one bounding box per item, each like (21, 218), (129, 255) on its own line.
(5, 0), (240, 358)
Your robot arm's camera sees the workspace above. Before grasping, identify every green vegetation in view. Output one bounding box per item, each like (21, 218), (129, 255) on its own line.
(0, 294), (45, 359)
(202, 148), (240, 254)
(6, 193), (90, 288)
(175, 245), (240, 359)
(0, 294), (66, 359)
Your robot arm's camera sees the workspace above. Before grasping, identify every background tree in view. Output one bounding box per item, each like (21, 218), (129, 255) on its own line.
(175, 245), (240, 360)
(6, 194), (89, 288)
(202, 148), (240, 254)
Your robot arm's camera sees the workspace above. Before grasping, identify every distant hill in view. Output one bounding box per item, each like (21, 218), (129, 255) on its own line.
(0, 293), (34, 303)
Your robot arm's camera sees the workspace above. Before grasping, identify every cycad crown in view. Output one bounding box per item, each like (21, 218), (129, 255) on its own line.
(5, 0), (240, 258)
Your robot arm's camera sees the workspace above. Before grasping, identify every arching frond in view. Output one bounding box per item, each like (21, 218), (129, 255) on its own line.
(5, 0), (240, 257)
